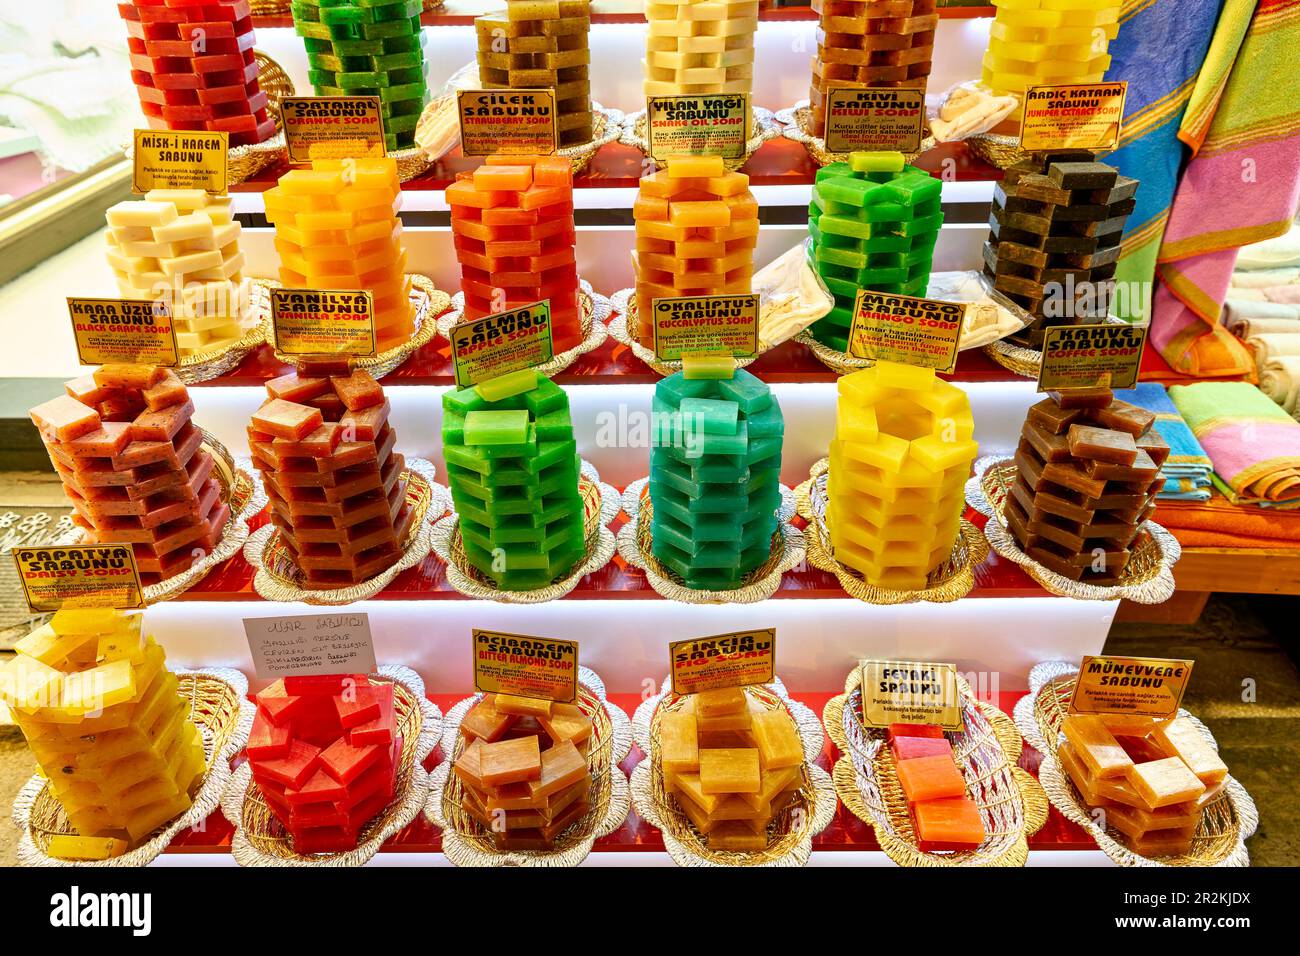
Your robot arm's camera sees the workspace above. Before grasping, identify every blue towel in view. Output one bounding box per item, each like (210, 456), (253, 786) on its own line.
(1114, 382), (1214, 501)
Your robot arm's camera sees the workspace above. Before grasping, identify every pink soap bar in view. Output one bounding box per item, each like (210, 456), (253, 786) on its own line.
(130, 398), (194, 442)
(252, 399), (323, 440)
(892, 735), (954, 762)
(31, 395), (101, 442)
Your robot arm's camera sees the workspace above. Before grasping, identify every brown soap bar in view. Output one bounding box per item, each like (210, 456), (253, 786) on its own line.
(1048, 162), (1119, 190)
(1092, 400), (1157, 437)
(1084, 448), (1160, 483)
(1067, 424), (1138, 465)
(1135, 428), (1171, 467)
(1023, 421), (1073, 463)
(1027, 398), (1084, 434)
(1049, 388), (1114, 409)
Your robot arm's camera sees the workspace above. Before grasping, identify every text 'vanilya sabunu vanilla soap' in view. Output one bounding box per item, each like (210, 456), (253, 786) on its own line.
(442, 370), (586, 591)
(0, 609), (206, 854)
(809, 0), (938, 134)
(828, 361), (977, 590)
(1006, 387), (1166, 583)
(117, 0), (277, 146)
(632, 154), (758, 348)
(807, 150), (943, 353)
(264, 157), (415, 353)
(453, 691), (594, 851)
(650, 367), (784, 590)
(446, 155), (583, 353)
(249, 360), (414, 589)
(291, 0), (429, 151)
(104, 189), (252, 357)
(30, 366), (230, 582)
(475, 0), (594, 148)
(643, 0), (758, 99)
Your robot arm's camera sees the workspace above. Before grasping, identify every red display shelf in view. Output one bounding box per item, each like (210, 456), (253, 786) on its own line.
(249, 6), (996, 29)
(180, 498), (1048, 601)
(168, 688), (1095, 857)
(230, 138), (1001, 194)
(191, 322), (1032, 388)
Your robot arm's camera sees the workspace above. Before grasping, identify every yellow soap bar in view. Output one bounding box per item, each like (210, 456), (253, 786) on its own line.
(47, 835), (129, 861)
(663, 154), (726, 178)
(749, 707), (803, 770)
(698, 748), (761, 794)
(660, 712), (700, 774)
(494, 693), (554, 719)
(0, 655), (64, 713)
(694, 686), (747, 716)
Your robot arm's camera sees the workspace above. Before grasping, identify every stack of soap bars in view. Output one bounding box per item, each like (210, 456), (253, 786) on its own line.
(643, 0), (757, 98)
(446, 155), (583, 354)
(442, 369), (585, 590)
(265, 157), (414, 352)
(890, 723), (986, 851)
(808, 0), (938, 134)
(985, 151), (1137, 349)
(828, 361), (977, 590)
(1058, 711), (1228, 856)
(247, 673), (401, 854)
(475, 0), (593, 148)
(980, 0), (1120, 100)
(30, 366), (229, 583)
(290, 0), (428, 150)
(632, 154), (759, 348)
(453, 691), (594, 851)
(248, 361), (413, 589)
(659, 686), (805, 852)
(105, 190), (251, 358)
(649, 367), (783, 590)
(0, 609), (205, 857)
(1006, 387), (1166, 584)
(117, 0), (276, 146)
(807, 151), (943, 353)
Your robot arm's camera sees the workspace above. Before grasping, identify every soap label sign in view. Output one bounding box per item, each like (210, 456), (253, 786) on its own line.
(669, 629), (775, 697)
(132, 129), (229, 195)
(270, 289), (376, 357)
(457, 89), (558, 157)
(1037, 323), (1147, 392)
(858, 659), (964, 733)
(848, 291), (964, 373)
(651, 293), (759, 363)
(824, 87), (924, 154)
(243, 612), (377, 680)
(646, 93), (750, 162)
(281, 96), (387, 163)
(13, 545), (144, 614)
(472, 629), (578, 705)
(1069, 655), (1194, 720)
(450, 300), (554, 388)
(67, 297), (179, 369)
(1019, 81), (1127, 153)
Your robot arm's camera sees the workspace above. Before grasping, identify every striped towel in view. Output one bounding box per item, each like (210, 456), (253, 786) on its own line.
(1168, 380), (1300, 506)
(1114, 382), (1214, 500)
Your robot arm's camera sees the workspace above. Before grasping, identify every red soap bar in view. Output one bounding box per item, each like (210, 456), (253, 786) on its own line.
(291, 827), (358, 855)
(912, 796), (986, 851)
(889, 723), (944, 740)
(334, 684), (382, 729)
(247, 709), (292, 760)
(252, 399), (323, 441)
(31, 395), (101, 442)
(255, 679), (306, 725)
(330, 371), (384, 412)
(255, 739), (322, 789)
(319, 737), (383, 785)
(892, 735), (954, 762)
(286, 769), (348, 808)
(348, 683), (395, 747)
(284, 673), (358, 696)
(896, 754), (968, 802)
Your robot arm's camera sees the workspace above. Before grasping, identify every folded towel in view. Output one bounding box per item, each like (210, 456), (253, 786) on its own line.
(1225, 313), (1300, 338)
(1246, 332), (1300, 365)
(1259, 355), (1300, 417)
(1113, 382), (1215, 501)
(1231, 267), (1300, 288)
(1156, 493), (1300, 546)
(1168, 381), (1300, 507)
(1235, 224), (1300, 271)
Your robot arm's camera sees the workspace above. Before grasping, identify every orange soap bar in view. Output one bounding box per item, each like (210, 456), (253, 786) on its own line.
(660, 712), (700, 774)
(895, 754), (967, 802)
(1127, 757), (1205, 809)
(94, 364), (167, 389)
(698, 748), (761, 794)
(252, 399), (324, 441)
(1151, 718), (1228, 786)
(494, 693), (553, 719)
(528, 740), (587, 800)
(453, 738), (487, 791)
(539, 708), (593, 748)
(1062, 715), (1133, 778)
(478, 735), (542, 787)
(749, 708), (803, 770)
(460, 696), (516, 742)
(31, 395), (101, 442)
(912, 796), (986, 850)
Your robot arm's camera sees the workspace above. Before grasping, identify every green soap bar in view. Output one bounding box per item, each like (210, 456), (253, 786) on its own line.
(678, 397), (739, 436)
(744, 436), (782, 468)
(442, 408), (466, 445)
(816, 245), (867, 271)
(656, 372), (718, 405)
(817, 177), (887, 208)
(859, 202), (914, 223)
(295, 21), (334, 40)
(656, 452), (748, 485)
(816, 305), (855, 330)
(857, 265), (909, 286)
(330, 37), (390, 55)
(319, 6), (364, 26)
(378, 81), (427, 101)
(809, 219), (857, 250)
(444, 444), (494, 476)
(745, 401), (784, 439)
(465, 408), (530, 444)
(524, 379), (569, 416)
(849, 151), (906, 173)
(442, 385), (490, 415)
(817, 273), (859, 300)
(291, 2), (322, 22)
(382, 32), (423, 53)
(526, 439), (578, 475)
(360, 18), (419, 39)
(885, 175), (941, 206)
(696, 420), (748, 457)
(860, 234), (911, 253)
(814, 161), (853, 182)
(302, 37), (332, 53)
(383, 113), (423, 135)
(476, 368), (539, 402)
(374, 50), (424, 70)
(714, 369), (772, 415)
(817, 214), (874, 240)
(533, 409), (573, 442)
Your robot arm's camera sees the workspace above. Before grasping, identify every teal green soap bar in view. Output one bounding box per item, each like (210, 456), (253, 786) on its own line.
(678, 397), (739, 436)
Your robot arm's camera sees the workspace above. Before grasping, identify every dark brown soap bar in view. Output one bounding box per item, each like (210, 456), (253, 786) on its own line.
(1015, 174), (1074, 206)
(1068, 423), (1138, 464)
(1048, 162), (1119, 190)
(1065, 244), (1122, 269)
(1048, 201), (1111, 222)
(1083, 448), (1160, 482)
(1023, 422), (1073, 462)
(1089, 175), (1139, 205)
(1092, 399), (1157, 437)
(1037, 148), (1099, 167)
(1049, 387), (1114, 409)
(1028, 398), (1085, 433)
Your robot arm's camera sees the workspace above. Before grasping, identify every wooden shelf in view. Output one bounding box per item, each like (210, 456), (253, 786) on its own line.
(167, 687), (1097, 857)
